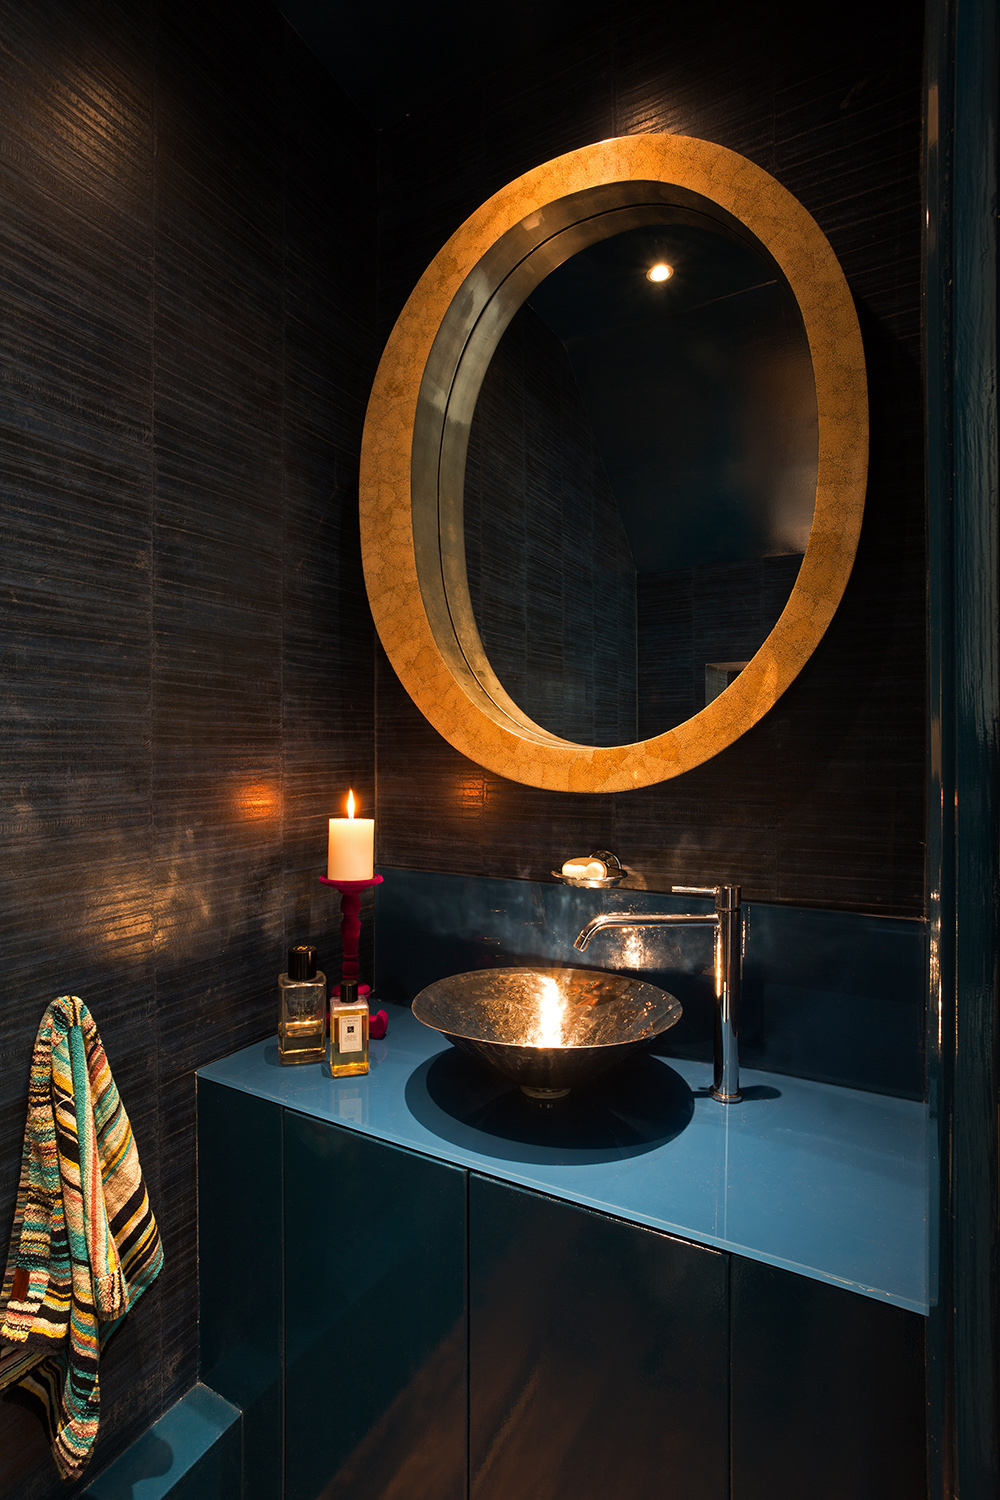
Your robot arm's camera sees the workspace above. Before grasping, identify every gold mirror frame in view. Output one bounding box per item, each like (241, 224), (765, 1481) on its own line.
(360, 135), (867, 793)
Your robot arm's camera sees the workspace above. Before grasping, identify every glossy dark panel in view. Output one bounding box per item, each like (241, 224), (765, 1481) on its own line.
(924, 0), (1000, 1492)
(164, 1413), (241, 1500)
(924, 12), (955, 1487)
(374, 0), (925, 920)
(730, 1257), (926, 1500)
(374, 869), (711, 1006)
(374, 870), (924, 1095)
(81, 1384), (241, 1500)
(469, 1175), (728, 1500)
(283, 1111), (467, 1500)
(197, 1081), (282, 1500)
(739, 903), (925, 1098)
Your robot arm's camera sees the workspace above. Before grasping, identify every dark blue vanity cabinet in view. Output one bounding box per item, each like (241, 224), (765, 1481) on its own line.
(199, 1083), (468, 1500)
(198, 1083), (283, 1500)
(730, 1258), (927, 1500)
(470, 1176), (728, 1500)
(198, 1078), (926, 1500)
(283, 1112), (467, 1500)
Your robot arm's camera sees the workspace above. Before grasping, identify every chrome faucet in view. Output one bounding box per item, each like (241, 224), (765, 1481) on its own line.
(574, 884), (743, 1103)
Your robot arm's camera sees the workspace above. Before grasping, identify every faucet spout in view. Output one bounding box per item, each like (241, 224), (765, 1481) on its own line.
(573, 910), (715, 951)
(572, 885), (743, 1103)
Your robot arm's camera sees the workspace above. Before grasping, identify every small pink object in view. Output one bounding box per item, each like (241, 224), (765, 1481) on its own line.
(369, 1010), (389, 1040)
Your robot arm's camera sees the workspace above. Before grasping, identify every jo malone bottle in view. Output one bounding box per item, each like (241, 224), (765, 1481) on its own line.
(278, 945), (326, 1065)
(326, 977), (369, 1077)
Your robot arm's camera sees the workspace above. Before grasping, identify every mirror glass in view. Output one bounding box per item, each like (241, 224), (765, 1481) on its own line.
(463, 220), (819, 747)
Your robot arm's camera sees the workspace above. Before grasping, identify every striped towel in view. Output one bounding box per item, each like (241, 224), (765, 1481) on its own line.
(0, 996), (163, 1480)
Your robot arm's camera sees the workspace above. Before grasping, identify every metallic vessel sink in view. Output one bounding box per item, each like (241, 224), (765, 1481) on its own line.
(412, 966), (682, 1099)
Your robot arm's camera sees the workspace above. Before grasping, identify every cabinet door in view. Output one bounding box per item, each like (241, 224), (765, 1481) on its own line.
(731, 1258), (927, 1500)
(284, 1113), (467, 1500)
(199, 1080), (283, 1500)
(470, 1175), (729, 1500)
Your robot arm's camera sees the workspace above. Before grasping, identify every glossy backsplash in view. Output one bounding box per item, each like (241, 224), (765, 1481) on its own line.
(374, 868), (924, 1099)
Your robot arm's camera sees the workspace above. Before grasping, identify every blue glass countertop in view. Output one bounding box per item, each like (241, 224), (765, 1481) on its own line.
(199, 1003), (929, 1314)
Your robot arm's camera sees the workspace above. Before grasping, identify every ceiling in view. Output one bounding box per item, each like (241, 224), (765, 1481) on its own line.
(276, 0), (613, 128)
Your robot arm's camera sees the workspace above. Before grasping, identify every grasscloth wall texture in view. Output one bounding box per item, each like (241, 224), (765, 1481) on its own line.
(0, 0), (926, 1493)
(0, 2), (375, 1494)
(465, 302), (639, 748)
(374, 0), (925, 914)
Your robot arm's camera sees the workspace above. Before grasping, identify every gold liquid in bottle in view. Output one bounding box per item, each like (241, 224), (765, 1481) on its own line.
(279, 1015), (325, 1061)
(278, 946), (326, 1065)
(327, 978), (369, 1077)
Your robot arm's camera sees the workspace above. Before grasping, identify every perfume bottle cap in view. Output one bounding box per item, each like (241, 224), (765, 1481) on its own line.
(339, 978), (360, 1005)
(287, 945), (318, 981)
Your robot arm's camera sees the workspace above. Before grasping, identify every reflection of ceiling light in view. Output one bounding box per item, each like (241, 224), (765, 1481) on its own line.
(646, 262), (673, 282)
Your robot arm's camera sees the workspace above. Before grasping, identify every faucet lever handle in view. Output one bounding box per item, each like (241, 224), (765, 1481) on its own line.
(672, 883), (741, 912)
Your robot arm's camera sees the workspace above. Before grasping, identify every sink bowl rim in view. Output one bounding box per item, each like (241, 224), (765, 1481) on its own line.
(411, 964), (683, 1052)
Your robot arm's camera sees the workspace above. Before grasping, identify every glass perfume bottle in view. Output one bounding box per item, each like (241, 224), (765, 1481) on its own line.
(326, 978), (369, 1078)
(278, 945), (326, 1065)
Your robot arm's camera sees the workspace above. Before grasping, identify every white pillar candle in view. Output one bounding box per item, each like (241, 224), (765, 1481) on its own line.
(327, 790), (374, 881)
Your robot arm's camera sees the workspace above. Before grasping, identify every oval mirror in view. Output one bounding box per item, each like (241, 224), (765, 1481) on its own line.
(464, 217), (818, 747)
(360, 135), (867, 792)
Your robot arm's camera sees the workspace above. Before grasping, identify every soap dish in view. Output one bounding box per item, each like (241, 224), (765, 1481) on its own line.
(551, 851), (625, 889)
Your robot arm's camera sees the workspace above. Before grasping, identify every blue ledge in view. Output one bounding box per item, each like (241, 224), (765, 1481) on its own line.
(81, 1384), (241, 1500)
(199, 1004), (929, 1315)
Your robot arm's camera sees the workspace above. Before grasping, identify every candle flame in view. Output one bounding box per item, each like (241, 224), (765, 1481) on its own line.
(347, 789), (355, 819)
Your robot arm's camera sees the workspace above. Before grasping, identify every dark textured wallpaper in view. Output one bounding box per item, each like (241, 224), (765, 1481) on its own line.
(465, 302), (638, 747)
(0, 2), (375, 1494)
(0, 0), (928, 1491)
(374, 0), (925, 918)
(636, 556), (803, 736)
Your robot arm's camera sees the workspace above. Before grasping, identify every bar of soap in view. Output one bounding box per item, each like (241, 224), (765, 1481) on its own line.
(561, 857), (607, 880)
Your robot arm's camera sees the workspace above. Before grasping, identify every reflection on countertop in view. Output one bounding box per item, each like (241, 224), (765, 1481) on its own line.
(406, 1047), (695, 1164)
(200, 1002), (928, 1314)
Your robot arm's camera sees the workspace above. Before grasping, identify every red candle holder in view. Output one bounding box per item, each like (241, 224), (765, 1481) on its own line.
(319, 873), (383, 1001)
